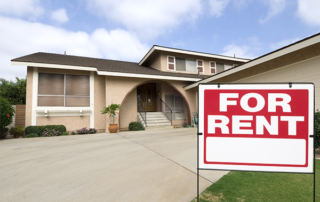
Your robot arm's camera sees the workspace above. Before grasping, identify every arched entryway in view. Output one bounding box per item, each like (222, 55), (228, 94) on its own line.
(119, 80), (192, 130)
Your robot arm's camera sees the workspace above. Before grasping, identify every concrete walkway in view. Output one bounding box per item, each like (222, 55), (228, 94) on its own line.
(0, 128), (228, 202)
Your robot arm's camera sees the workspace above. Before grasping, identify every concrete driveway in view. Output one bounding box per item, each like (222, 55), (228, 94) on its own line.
(0, 128), (228, 202)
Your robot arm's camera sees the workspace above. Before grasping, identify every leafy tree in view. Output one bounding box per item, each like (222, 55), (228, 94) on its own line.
(0, 77), (26, 105)
(315, 110), (320, 148)
(0, 97), (15, 139)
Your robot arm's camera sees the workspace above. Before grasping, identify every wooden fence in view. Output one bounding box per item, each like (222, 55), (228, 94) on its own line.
(15, 105), (26, 128)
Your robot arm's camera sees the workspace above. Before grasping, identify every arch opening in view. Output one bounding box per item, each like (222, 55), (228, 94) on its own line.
(119, 80), (192, 130)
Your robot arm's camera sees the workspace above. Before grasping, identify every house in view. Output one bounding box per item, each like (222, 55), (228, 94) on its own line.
(11, 32), (320, 132)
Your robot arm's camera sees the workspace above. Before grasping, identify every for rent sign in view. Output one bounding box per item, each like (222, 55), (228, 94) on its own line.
(198, 83), (314, 173)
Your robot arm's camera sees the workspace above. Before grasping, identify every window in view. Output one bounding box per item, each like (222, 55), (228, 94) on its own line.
(165, 94), (184, 120)
(197, 60), (204, 73)
(167, 56), (198, 73)
(209, 61), (216, 74)
(167, 56), (175, 70)
(38, 73), (90, 107)
(216, 62), (225, 73)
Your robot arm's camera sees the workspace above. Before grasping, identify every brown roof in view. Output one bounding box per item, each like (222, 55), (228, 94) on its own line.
(12, 52), (209, 79)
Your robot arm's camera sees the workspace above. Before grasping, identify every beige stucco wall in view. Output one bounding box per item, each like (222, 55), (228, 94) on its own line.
(26, 67), (94, 131)
(158, 52), (243, 75)
(120, 89), (137, 130)
(149, 52), (162, 71)
(26, 67), (33, 127)
(37, 116), (90, 132)
(105, 76), (197, 131)
(94, 73), (106, 132)
(236, 55), (320, 110)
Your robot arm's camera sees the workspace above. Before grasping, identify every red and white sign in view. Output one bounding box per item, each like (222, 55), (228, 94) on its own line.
(198, 83), (314, 173)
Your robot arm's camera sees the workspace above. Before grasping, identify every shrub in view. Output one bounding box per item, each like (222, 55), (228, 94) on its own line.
(25, 125), (66, 136)
(89, 128), (97, 134)
(0, 127), (9, 139)
(0, 97), (15, 139)
(315, 110), (320, 148)
(129, 122), (144, 131)
(62, 131), (69, 136)
(77, 127), (89, 134)
(42, 128), (59, 137)
(26, 133), (38, 138)
(9, 126), (25, 137)
(71, 131), (77, 135)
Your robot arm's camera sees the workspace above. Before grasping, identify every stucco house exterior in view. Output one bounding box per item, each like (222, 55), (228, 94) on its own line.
(11, 32), (320, 132)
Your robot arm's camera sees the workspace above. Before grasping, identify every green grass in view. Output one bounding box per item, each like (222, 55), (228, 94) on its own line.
(192, 160), (320, 202)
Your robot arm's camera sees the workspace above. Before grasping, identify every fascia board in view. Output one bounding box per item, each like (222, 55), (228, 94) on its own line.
(11, 61), (97, 71)
(97, 71), (202, 81)
(139, 46), (250, 65)
(184, 34), (320, 90)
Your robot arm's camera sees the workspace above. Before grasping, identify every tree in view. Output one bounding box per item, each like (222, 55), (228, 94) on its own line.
(0, 77), (26, 105)
(0, 97), (15, 139)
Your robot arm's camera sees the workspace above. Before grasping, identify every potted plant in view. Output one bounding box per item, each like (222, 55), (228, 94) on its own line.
(100, 104), (122, 133)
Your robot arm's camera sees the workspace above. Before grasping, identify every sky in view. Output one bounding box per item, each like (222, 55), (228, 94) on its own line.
(1, 0), (320, 81)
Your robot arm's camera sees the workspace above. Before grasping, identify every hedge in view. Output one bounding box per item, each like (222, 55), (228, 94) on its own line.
(129, 122), (144, 131)
(25, 125), (66, 137)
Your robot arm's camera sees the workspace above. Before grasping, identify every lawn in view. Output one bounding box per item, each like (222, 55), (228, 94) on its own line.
(192, 159), (320, 202)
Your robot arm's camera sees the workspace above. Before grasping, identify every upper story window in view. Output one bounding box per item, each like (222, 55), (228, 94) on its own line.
(167, 56), (175, 70)
(197, 60), (204, 73)
(210, 61), (216, 74)
(38, 73), (90, 107)
(167, 55), (203, 73)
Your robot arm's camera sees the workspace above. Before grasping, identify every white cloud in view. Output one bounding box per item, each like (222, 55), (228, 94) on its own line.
(0, 16), (149, 80)
(209, 0), (230, 17)
(259, 0), (286, 23)
(86, 0), (202, 39)
(297, 0), (320, 26)
(221, 44), (255, 59)
(0, 0), (43, 18)
(51, 8), (69, 24)
(270, 37), (300, 50)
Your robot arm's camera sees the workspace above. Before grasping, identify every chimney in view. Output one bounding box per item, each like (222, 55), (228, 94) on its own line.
(64, 51), (66, 55)
(234, 53), (235, 58)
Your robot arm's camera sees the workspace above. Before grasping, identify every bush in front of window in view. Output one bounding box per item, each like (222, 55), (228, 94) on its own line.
(25, 125), (66, 137)
(0, 97), (15, 139)
(129, 122), (144, 131)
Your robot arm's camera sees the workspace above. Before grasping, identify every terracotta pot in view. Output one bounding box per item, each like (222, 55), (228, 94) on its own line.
(108, 124), (119, 133)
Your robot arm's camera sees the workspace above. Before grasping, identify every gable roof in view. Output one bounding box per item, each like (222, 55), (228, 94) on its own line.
(139, 45), (251, 66)
(11, 52), (209, 81)
(184, 32), (320, 90)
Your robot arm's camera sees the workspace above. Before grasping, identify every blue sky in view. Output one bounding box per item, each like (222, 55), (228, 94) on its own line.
(1, 0), (320, 80)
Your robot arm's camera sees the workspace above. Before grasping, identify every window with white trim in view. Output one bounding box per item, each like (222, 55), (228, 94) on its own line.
(197, 60), (204, 73)
(209, 61), (216, 74)
(167, 56), (175, 70)
(38, 73), (90, 107)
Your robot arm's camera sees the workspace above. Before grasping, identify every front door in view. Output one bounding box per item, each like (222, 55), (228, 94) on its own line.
(137, 83), (156, 112)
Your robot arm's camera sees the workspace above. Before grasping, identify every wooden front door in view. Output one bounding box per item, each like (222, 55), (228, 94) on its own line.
(137, 83), (156, 112)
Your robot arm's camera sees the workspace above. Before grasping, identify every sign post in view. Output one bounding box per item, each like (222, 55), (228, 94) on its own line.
(197, 83), (315, 201)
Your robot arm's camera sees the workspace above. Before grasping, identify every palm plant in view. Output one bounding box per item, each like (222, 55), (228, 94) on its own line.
(100, 104), (122, 124)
